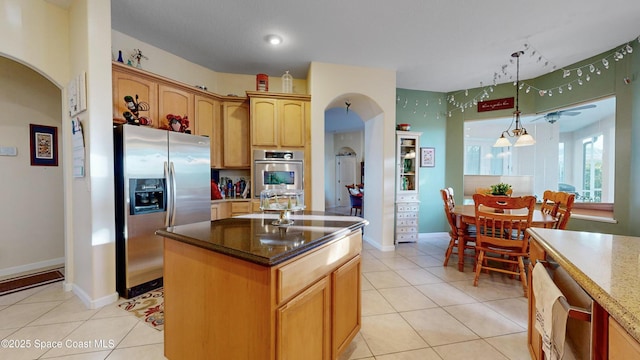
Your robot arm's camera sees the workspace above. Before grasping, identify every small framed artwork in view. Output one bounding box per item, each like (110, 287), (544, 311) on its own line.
(421, 147), (435, 167)
(30, 124), (58, 166)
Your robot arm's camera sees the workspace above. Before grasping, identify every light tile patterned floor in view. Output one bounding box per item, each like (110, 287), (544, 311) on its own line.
(0, 235), (530, 359)
(340, 235), (531, 360)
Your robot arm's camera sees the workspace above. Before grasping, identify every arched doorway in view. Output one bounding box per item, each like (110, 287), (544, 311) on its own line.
(323, 93), (382, 224)
(0, 56), (65, 279)
(325, 102), (364, 213)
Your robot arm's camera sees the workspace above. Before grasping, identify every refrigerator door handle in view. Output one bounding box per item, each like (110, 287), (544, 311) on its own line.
(169, 161), (178, 226)
(164, 161), (172, 227)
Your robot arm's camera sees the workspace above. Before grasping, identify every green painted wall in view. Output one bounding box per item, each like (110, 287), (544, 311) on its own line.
(395, 89), (448, 233)
(441, 42), (640, 236)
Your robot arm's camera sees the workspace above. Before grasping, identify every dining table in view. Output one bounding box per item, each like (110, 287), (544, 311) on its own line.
(451, 204), (558, 272)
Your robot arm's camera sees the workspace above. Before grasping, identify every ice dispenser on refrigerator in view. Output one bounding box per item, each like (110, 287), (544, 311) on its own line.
(129, 179), (166, 215)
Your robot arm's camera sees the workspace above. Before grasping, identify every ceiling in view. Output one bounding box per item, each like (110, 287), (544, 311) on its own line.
(111, 0), (640, 93)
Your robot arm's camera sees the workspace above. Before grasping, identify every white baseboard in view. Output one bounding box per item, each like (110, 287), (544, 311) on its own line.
(363, 235), (395, 252)
(419, 232), (449, 239)
(0, 257), (65, 278)
(72, 283), (119, 309)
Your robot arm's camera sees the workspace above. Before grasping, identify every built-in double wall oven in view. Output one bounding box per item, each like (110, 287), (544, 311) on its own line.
(253, 149), (304, 197)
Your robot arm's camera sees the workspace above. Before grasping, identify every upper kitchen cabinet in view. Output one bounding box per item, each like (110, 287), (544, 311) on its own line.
(158, 84), (194, 132)
(223, 98), (250, 168)
(248, 92), (310, 148)
(112, 65), (158, 126)
(112, 62), (195, 132)
(195, 95), (223, 168)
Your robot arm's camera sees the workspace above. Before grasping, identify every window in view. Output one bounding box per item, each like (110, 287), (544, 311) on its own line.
(463, 97), (615, 205)
(582, 135), (603, 202)
(558, 142), (565, 182)
(465, 145), (480, 175)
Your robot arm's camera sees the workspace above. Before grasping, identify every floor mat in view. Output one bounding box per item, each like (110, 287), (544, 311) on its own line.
(118, 288), (164, 331)
(0, 268), (64, 296)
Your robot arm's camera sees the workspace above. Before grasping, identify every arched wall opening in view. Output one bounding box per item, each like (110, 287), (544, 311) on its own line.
(323, 93), (388, 248)
(309, 62), (397, 251)
(0, 55), (65, 278)
(325, 99), (365, 209)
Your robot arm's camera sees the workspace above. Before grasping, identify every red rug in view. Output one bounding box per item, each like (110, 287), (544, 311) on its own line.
(118, 288), (164, 331)
(0, 269), (64, 296)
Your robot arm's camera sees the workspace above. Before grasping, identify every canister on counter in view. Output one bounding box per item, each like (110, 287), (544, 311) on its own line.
(256, 74), (269, 91)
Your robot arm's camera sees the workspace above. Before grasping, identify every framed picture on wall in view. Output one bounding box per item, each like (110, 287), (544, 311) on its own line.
(30, 124), (58, 166)
(421, 147), (435, 167)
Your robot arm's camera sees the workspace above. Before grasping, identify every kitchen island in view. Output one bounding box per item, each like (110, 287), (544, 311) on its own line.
(156, 212), (368, 360)
(527, 228), (640, 359)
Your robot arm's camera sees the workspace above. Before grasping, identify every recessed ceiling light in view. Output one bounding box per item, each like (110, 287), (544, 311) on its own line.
(265, 34), (283, 45)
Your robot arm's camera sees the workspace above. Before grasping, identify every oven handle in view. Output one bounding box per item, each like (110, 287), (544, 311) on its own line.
(254, 159), (303, 165)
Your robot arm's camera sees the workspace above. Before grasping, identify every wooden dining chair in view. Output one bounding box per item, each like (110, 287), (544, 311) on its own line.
(442, 189), (476, 267)
(540, 190), (576, 229)
(472, 193), (536, 297)
(345, 184), (363, 216)
(446, 187), (456, 207)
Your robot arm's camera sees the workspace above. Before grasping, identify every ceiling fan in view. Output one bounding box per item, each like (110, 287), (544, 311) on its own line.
(531, 104), (597, 124)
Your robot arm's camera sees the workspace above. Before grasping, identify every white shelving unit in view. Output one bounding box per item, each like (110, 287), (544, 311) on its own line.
(395, 131), (422, 243)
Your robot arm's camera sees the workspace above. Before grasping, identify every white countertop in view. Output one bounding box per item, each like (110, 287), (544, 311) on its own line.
(528, 228), (640, 342)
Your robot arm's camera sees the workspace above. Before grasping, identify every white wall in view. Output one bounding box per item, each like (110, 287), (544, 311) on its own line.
(309, 62), (396, 250)
(0, 1), (70, 279)
(0, 57), (64, 277)
(112, 30), (307, 97)
(0, 0), (121, 308)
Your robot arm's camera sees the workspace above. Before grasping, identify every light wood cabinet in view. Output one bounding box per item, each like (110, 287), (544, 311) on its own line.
(252, 200), (262, 212)
(277, 276), (331, 360)
(251, 98), (278, 146)
(609, 317), (640, 359)
(158, 84), (194, 132)
(112, 68), (157, 125)
(112, 63), (252, 171)
(211, 201), (251, 220)
(280, 99), (306, 147)
(223, 100), (250, 168)
(195, 95), (222, 168)
(332, 255), (361, 359)
(528, 236), (610, 360)
(230, 201), (251, 217)
(163, 229), (362, 360)
(248, 92), (310, 148)
(210, 202), (230, 221)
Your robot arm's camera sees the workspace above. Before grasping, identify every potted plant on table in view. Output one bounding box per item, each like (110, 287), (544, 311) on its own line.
(488, 183), (512, 213)
(490, 183), (512, 196)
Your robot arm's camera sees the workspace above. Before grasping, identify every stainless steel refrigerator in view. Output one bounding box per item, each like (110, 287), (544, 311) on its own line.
(114, 124), (211, 298)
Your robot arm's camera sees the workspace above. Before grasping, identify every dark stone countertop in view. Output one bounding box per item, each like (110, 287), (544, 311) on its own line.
(156, 211), (368, 266)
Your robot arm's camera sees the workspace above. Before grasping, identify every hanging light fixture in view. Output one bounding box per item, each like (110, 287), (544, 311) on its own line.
(493, 51), (536, 147)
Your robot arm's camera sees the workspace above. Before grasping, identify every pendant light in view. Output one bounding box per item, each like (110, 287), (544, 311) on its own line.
(493, 51), (536, 147)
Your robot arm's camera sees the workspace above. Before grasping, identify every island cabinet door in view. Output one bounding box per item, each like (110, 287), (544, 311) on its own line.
(527, 238), (546, 360)
(276, 276), (331, 360)
(332, 255), (361, 359)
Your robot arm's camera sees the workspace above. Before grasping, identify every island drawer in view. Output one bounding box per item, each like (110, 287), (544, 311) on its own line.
(276, 230), (362, 304)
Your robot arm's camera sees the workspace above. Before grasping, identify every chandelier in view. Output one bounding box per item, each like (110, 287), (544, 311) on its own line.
(493, 51), (536, 147)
